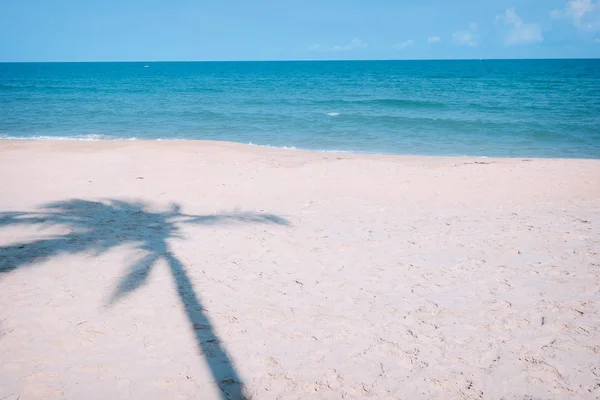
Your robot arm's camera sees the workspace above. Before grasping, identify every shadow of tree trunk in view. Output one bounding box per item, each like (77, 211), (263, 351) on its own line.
(166, 250), (244, 399)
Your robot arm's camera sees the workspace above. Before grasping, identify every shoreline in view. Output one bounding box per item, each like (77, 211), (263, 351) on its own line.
(1, 138), (598, 161)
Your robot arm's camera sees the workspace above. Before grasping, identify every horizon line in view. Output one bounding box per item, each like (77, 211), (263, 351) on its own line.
(1, 57), (600, 63)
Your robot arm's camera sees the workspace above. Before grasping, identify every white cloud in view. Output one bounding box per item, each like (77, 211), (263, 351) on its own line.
(453, 22), (478, 47)
(305, 39), (367, 52)
(331, 38), (367, 51)
(428, 36), (441, 44)
(453, 31), (477, 47)
(453, 23), (478, 47)
(394, 40), (414, 49)
(551, 0), (600, 31)
(498, 8), (543, 45)
(568, 0), (595, 19)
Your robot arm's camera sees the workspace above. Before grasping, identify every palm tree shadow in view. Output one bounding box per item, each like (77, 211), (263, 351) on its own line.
(0, 199), (290, 400)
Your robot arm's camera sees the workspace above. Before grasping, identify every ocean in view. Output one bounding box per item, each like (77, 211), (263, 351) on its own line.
(1, 59), (599, 158)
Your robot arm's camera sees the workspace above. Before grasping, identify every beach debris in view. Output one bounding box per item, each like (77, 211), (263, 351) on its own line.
(136, 176), (144, 180)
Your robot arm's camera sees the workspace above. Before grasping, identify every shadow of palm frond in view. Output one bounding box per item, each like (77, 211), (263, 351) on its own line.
(0, 199), (289, 400)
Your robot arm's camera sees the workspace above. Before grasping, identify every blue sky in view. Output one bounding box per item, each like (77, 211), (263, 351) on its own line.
(1, 0), (599, 61)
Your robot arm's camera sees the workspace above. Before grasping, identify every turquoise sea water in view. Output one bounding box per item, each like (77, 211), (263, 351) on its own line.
(1, 60), (599, 158)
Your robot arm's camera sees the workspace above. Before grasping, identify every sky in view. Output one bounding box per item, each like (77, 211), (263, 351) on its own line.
(1, 0), (599, 62)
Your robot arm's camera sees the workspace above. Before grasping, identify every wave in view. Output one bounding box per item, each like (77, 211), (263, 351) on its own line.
(243, 98), (447, 109)
(248, 142), (358, 154)
(247, 142), (297, 150)
(332, 112), (512, 128)
(0, 84), (103, 93)
(0, 84), (224, 95)
(363, 98), (446, 109)
(312, 98), (447, 109)
(0, 134), (133, 141)
(0, 136), (344, 155)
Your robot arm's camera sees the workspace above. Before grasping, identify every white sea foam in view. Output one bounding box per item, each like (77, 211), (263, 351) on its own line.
(248, 142), (361, 154)
(0, 135), (399, 156)
(327, 112), (341, 117)
(0, 134), (124, 141)
(248, 142), (298, 150)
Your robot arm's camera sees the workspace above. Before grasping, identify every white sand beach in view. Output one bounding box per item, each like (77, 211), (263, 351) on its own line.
(0, 140), (599, 400)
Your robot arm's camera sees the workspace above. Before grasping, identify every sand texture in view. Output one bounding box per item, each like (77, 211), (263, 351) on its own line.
(0, 140), (599, 400)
